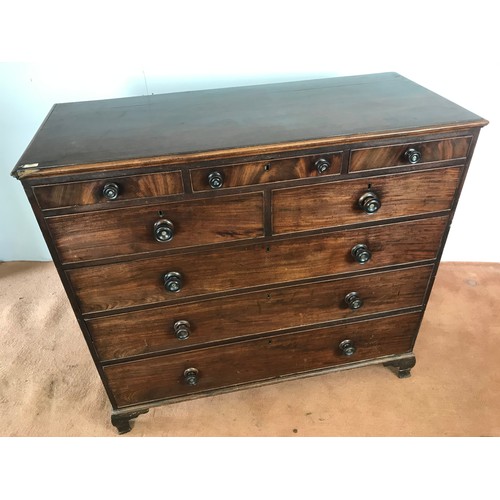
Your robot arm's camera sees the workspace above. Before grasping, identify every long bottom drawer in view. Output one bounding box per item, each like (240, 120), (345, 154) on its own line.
(105, 312), (420, 407)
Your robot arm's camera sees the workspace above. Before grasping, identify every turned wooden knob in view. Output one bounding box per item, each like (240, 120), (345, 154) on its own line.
(173, 320), (191, 340)
(208, 171), (224, 189)
(344, 292), (363, 310)
(154, 219), (174, 242)
(405, 148), (421, 164)
(163, 271), (183, 293)
(102, 182), (119, 200)
(339, 339), (356, 356)
(315, 158), (330, 174)
(183, 368), (199, 385)
(351, 243), (372, 264)
(358, 191), (381, 213)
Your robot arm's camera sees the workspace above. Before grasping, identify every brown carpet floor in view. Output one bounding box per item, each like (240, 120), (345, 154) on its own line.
(0, 261), (499, 437)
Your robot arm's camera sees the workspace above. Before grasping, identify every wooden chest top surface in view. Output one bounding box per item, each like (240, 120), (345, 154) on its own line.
(12, 72), (486, 175)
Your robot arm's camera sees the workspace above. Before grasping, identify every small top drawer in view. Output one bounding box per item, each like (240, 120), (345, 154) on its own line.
(34, 170), (184, 209)
(349, 136), (471, 173)
(189, 152), (342, 192)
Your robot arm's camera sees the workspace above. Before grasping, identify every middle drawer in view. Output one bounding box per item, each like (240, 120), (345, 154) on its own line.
(88, 265), (432, 361)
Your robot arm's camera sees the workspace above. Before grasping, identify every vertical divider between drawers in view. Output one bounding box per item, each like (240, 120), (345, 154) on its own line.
(263, 189), (273, 237)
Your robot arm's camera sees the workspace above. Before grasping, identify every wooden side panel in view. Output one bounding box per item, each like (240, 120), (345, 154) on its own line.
(190, 152), (342, 191)
(46, 193), (264, 263)
(105, 312), (421, 407)
(34, 171), (184, 209)
(349, 136), (471, 172)
(273, 167), (461, 234)
(89, 265), (432, 361)
(68, 217), (447, 314)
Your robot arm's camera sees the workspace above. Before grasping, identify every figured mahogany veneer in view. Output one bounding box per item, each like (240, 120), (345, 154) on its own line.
(349, 136), (472, 172)
(189, 151), (342, 191)
(12, 73), (487, 433)
(34, 170), (184, 209)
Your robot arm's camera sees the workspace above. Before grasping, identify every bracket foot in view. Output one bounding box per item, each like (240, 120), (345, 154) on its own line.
(383, 354), (416, 379)
(111, 409), (149, 434)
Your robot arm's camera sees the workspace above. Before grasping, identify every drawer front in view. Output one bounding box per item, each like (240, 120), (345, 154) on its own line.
(273, 167), (461, 234)
(190, 152), (342, 192)
(105, 312), (420, 407)
(349, 136), (471, 173)
(34, 171), (184, 209)
(47, 193), (264, 263)
(69, 216), (447, 314)
(89, 265), (432, 361)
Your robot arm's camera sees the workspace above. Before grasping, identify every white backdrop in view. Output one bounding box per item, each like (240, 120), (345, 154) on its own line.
(1, 0), (498, 262)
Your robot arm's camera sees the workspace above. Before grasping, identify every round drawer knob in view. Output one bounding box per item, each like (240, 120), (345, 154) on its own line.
(183, 367), (199, 385)
(339, 339), (356, 356)
(405, 148), (422, 164)
(173, 320), (191, 340)
(163, 271), (183, 293)
(358, 191), (381, 214)
(102, 182), (120, 200)
(351, 243), (372, 264)
(154, 219), (175, 242)
(344, 292), (363, 310)
(315, 158), (330, 174)
(208, 171), (224, 189)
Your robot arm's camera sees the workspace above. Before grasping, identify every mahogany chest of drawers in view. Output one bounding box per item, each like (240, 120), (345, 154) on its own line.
(12, 72), (487, 434)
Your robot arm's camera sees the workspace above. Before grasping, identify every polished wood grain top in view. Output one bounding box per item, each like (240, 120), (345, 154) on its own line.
(12, 72), (487, 177)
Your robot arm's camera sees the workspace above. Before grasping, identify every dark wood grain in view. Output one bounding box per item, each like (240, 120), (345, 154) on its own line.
(104, 312), (420, 407)
(12, 73), (486, 179)
(46, 193), (264, 263)
(189, 152), (342, 191)
(67, 216), (447, 314)
(34, 170), (184, 209)
(349, 136), (471, 172)
(273, 167), (461, 234)
(88, 265), (432, 361)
